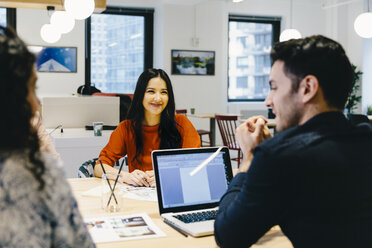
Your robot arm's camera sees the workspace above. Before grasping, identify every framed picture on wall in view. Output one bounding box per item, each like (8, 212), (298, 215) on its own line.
(28, 46), (77, 73)
(171, 49), (215, 75)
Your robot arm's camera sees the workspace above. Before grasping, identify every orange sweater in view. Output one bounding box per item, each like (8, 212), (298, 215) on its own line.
(98, 115), (201, 172)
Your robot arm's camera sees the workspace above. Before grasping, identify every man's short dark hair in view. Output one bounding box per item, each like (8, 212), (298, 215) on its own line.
(270, 35), (353, 110)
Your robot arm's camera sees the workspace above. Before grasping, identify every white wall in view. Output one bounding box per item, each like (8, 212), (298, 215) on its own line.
(323, 0), (365, 114)
(360, 0), (372, 114)
(223, 0), (328, 115)
(17, 8), (86, 97)
(15, 0), (369, 135)
(108, 0), (328, 124)
(362, 38), (372, 114)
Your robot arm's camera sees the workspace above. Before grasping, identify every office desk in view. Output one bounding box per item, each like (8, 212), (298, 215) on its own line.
(68, 178), (292, 248)
(49, 129), (113, 178)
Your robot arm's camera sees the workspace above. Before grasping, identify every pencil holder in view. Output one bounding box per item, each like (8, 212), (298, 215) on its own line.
(101, 174), (124, 212)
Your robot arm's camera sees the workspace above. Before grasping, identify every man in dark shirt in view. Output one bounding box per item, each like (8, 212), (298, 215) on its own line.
(214, 35), (372, 248)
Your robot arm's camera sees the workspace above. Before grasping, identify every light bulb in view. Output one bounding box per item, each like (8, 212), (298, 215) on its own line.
(28, 46), (43, 54)
(40, 24), (61, 43)
(279, 29), (302, 42)
(64, 0), (95, 20)
(51, 11), (75, 34)
(354, 12), (372, 38)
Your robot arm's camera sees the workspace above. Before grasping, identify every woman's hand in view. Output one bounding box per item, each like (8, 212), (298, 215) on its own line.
(145, 170), (156, 187)
(121, 169), (151, 187)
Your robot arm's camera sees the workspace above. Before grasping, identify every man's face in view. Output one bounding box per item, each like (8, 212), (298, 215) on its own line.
(265, 61), (303, 132)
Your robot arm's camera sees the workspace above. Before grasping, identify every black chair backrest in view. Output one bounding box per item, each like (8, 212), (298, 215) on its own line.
(118, 95), (132, 121)
(175, 109), (187, 115)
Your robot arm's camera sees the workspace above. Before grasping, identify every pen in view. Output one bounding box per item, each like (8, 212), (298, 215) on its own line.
(164, 219), (188, 237)
(99, 159), (118, 204)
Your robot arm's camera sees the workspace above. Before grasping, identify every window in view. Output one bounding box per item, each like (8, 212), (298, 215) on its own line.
(236, 76), (248, 89)
(0, 8), (6, 27)
(0, 8), (16, 29)
(86, 7), (153, 93)
(228, 15), (280, 101)
(236, 56), (249, 68)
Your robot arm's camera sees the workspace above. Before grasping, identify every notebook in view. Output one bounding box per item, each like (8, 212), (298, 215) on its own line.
(151, 147), (233, 237)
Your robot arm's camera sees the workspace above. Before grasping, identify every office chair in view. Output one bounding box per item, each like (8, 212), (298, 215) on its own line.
(176, 109), (212, 147)
(215, 114), (242, 167)
(175, 109), (187, 115)
(78, 158), (98, 178)
(78, 157), (128, 178)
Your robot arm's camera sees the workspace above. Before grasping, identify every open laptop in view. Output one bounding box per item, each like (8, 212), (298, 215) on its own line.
(151, 147), (233, 237)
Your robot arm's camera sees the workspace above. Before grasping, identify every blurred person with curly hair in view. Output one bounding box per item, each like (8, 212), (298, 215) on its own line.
(0, 26), (95, 247)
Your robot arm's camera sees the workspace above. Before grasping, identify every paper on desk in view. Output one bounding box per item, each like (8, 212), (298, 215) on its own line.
(121, 185), (157, 202)
(84, 213), (166, 243)
(81, 185), (157, 202)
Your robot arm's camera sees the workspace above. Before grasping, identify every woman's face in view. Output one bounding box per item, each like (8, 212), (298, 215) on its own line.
(27, 68), (40, 116)
(142, 77), (169, 118)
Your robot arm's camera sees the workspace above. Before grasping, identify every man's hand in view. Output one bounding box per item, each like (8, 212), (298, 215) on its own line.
(236, 115), (272, 172)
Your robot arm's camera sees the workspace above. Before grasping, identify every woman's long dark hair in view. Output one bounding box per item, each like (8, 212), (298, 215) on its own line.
(0, 26), (45, 189)
(126, 69), (182, 165)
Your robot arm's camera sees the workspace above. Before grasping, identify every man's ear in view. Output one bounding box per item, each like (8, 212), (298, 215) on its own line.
(298, 75), (319, 104)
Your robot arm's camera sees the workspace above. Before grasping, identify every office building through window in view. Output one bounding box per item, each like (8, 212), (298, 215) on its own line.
(228, 15), (280, 102)
(87, 7), (153, 94)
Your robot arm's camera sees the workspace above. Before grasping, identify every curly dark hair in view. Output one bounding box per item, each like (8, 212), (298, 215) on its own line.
(126, 68), (182, 166)
(0, 26), (45, 189)
(271, 35), (353, 110)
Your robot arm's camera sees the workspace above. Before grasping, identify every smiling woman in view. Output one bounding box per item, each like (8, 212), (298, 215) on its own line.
(94, 68), (201, 187)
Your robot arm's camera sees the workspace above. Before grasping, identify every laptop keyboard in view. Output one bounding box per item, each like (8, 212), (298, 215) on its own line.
(174, 210), (218, 223)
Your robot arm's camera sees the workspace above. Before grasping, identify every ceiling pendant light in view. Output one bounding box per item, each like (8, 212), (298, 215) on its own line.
(280, 29), (302, 41)
(280, 0), (302, 42)
(40, 24), (61, 43)
(50, 11), (75, 34)
(354, 0), (372, 38)
(64, 0), (95, 20)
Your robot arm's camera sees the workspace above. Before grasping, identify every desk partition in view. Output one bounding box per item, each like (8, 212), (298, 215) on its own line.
(42, 96), (119, 129)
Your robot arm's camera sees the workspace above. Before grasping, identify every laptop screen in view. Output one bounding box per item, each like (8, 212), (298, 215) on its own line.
(152, 147), (233, 214)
